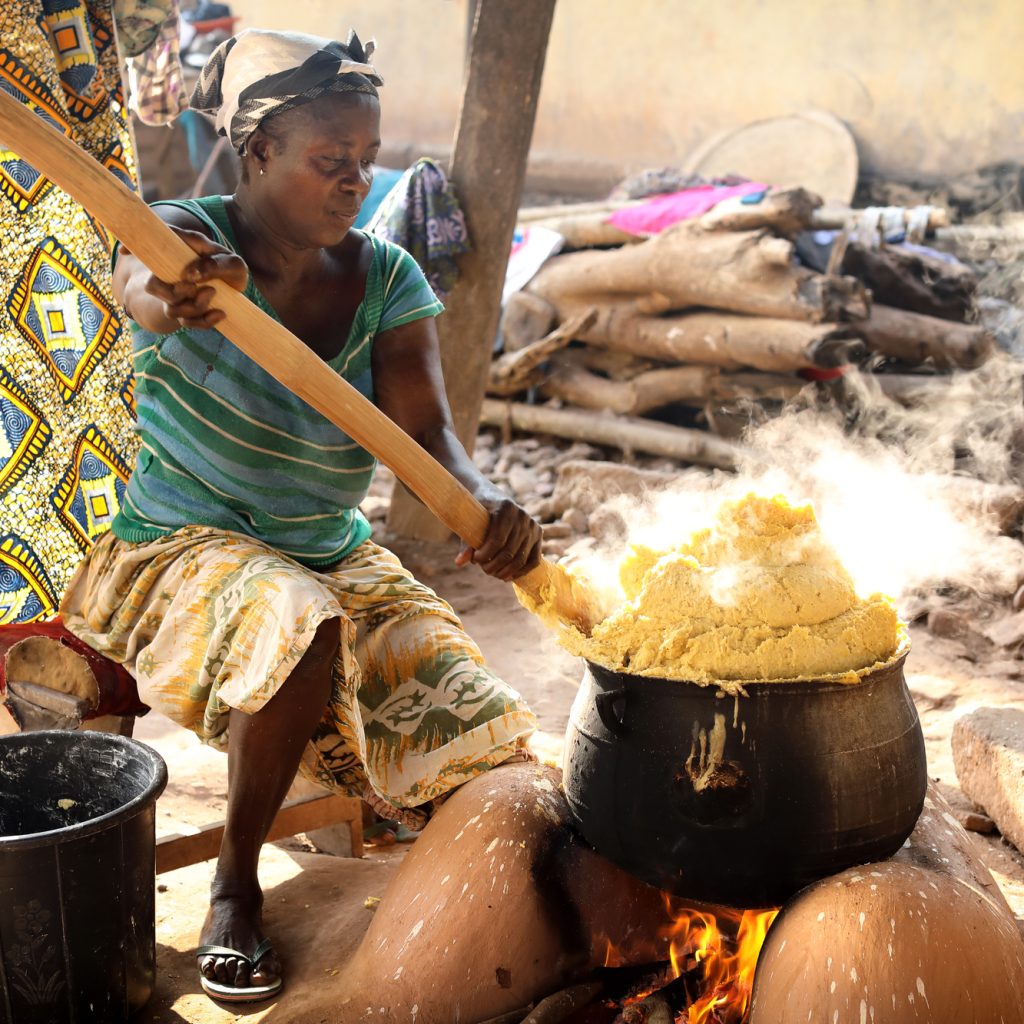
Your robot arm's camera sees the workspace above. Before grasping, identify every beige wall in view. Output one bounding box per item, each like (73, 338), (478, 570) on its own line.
(233, 0), (1024, 187)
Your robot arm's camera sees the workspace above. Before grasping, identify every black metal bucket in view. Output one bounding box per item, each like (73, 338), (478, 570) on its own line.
(0, 730), (168, 1023)
(562, 652), (927, 906)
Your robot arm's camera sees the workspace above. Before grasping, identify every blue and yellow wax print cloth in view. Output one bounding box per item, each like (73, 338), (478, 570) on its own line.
(0, 0), (141, 625)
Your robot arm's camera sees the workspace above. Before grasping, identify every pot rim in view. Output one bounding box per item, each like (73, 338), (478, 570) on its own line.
(585, 636), (912, 693)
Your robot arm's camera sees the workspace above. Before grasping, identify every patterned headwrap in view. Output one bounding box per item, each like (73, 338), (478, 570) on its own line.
(190, 28), (383, 153)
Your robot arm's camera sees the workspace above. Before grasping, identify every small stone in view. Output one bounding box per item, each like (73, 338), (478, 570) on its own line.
(474, 449), (497, 475)
(542, 522), (572, 539)
(984, 610), (1024, 648)
(959, 811), (997, 834)
(542, 539), (569, 558)
(523, 499), (551, 519)
(987, 659), (1024, 678)
(1013, 584), (1024, 612)
(928, 608), (969, 640)
(507, 464), (535, 500)
(562, 507), (589, 533)
(589, 506), (627, 543)
(564, 442), (600, 460)
(157, 884), (168, 893)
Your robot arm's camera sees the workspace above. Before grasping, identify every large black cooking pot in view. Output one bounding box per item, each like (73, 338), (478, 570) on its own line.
(562, 650), (926, 907)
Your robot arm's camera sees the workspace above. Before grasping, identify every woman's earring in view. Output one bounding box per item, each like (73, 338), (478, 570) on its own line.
(259, 166), (265, 176)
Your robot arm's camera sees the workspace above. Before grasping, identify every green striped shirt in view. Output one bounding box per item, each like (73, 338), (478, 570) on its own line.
(112, 195), (443, 566)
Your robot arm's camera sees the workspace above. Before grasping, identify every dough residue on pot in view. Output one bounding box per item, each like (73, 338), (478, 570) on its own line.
(567, 493), (903, 686)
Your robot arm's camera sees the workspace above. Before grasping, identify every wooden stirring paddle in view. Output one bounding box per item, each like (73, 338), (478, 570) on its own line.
(0, 89), (600, 634)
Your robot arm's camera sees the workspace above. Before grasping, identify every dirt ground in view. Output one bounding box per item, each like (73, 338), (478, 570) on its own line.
(135, 533), (1024, 1023)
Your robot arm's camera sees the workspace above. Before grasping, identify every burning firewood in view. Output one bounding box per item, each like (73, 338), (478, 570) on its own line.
(615, 992), (674, 1023)
(520, 980), (605, 1022)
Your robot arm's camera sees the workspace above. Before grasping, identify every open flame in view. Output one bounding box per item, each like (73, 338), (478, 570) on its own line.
(606, 899), (779, 1023)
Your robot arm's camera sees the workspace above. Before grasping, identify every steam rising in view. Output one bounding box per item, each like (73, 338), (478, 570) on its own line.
(570, 354), (1024, 614)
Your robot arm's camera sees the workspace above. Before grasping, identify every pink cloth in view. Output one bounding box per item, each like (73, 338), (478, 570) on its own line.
(608, 182), (768, 236)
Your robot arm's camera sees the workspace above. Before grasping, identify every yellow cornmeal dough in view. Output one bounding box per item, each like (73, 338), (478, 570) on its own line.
(568, 494), (903, 686)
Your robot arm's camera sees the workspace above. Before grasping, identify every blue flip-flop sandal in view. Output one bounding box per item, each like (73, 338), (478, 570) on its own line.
(197, 938), (282, 1003)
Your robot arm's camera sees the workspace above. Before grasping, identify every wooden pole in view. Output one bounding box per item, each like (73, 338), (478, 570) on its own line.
(387, 0), (558, 540)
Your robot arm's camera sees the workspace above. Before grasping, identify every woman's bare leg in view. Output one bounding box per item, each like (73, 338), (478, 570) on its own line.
(198, 619), (337, 990)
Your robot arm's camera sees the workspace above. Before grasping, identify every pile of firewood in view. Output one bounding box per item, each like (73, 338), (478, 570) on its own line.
(485, 187), (995, 469)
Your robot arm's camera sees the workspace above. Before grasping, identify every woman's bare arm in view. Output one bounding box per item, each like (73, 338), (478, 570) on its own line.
(372, 316), (542, 581)
(113, 205), (247, 333)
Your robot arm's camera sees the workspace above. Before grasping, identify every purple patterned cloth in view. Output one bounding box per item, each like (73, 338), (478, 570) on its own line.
(368, 158), (471, 301)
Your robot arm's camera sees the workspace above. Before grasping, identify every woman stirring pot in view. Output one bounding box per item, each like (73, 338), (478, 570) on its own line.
(60, 28), (540, 1004)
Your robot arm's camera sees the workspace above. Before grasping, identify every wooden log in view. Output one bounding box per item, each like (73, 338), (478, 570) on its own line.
(501, 291), (558, 351)
(517, 199), (641, 223)
(477, 1008), (534, 1024)
(711, 371), (809, 403)
(520, 981), (604, 1024)
(527, 223), (869, 323)
(571, 346), (659, 380)
(568, 303), (865, 372)
(489, 309), (597, 395)
(388, 0), (557, 540)
(480, 399), (743, 469)
(812, 204), (951, 231)
(697, 186), (822, 236)
(842, 242), (976, 322)
(935, 221), (1024, 246)
(540, 353), (717, 416)
(616, 992), (674, 1024)
(857, 304), (996, 369)
(522, 211), (638, 249)
(518, 199), (951, 251)
(155, 792), (364, 874)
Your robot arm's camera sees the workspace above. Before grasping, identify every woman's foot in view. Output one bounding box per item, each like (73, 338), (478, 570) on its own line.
(197, 888), (282, 996)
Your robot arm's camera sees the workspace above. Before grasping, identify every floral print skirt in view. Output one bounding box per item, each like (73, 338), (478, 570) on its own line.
(60, 527), (536, 807)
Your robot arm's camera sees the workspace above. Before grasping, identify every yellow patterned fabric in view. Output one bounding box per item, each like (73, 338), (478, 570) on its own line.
(0, 0), (138, 625)
(60, 527), (538, 807)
